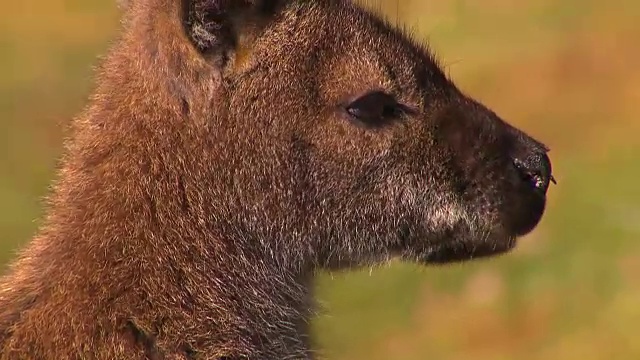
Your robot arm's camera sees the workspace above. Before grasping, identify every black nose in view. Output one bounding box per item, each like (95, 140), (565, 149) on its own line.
(512, 151), (555, 194)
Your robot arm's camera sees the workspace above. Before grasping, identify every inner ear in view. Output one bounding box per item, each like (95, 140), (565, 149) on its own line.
(183, 0), (286, 71)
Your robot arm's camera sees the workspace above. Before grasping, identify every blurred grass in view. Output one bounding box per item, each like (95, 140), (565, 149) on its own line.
(1, 1), (639, 359)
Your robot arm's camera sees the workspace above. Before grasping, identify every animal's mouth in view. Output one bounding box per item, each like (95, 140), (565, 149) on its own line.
(417, 152), (556, 264)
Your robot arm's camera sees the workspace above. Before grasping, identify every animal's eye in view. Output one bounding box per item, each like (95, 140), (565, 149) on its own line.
(345, 91), (405, 128)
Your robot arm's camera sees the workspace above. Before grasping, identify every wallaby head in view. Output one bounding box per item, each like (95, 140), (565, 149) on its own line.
(0, 0), (554, 358)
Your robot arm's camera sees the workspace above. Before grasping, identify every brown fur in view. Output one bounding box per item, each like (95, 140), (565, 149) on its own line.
(0, 0), (554, 359)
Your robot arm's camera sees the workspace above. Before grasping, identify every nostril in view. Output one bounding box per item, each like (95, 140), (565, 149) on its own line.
(512, 151), (554, 194)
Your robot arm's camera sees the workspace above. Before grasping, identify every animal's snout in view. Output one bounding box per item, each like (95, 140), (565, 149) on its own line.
(512, 150), (555, 195)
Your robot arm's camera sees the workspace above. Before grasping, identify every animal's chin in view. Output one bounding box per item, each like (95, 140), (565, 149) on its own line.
(414, 200), (544, 264)
(395, 180), (550, 265)
(417, 234), (518, 264)
(417, 196), (548, 265)
(401, 211), (530, 265)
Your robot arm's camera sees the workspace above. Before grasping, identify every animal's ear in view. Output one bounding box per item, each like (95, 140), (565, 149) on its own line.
(183, 0), (288, 71)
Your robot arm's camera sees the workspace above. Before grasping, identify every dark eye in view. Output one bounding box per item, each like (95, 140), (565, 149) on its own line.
(345, 91), (406, 128)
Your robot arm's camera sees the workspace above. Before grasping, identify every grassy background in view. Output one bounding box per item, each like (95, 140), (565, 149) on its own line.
(1, 1), (639, 359)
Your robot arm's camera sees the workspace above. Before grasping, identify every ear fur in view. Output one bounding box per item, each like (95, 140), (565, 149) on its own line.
(183, 0), (287, 71)
(116, 0), (129, 9)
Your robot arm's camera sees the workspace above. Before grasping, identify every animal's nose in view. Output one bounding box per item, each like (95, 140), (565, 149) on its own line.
(512, 151), (555, 195)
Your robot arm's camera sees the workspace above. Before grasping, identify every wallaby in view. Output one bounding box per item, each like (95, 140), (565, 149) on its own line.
(0, 0), (554, 358)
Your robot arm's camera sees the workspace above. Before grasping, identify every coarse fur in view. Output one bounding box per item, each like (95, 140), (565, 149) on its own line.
(0, 0), (554, 359)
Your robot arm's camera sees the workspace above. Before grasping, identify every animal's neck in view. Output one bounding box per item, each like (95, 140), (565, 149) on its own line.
(0, 149), (317, 358)
(114, 231), (317, 358)
(10, 218), (317, 358)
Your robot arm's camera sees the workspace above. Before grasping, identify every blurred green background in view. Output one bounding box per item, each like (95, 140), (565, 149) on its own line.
(1, 0), (639, 359)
